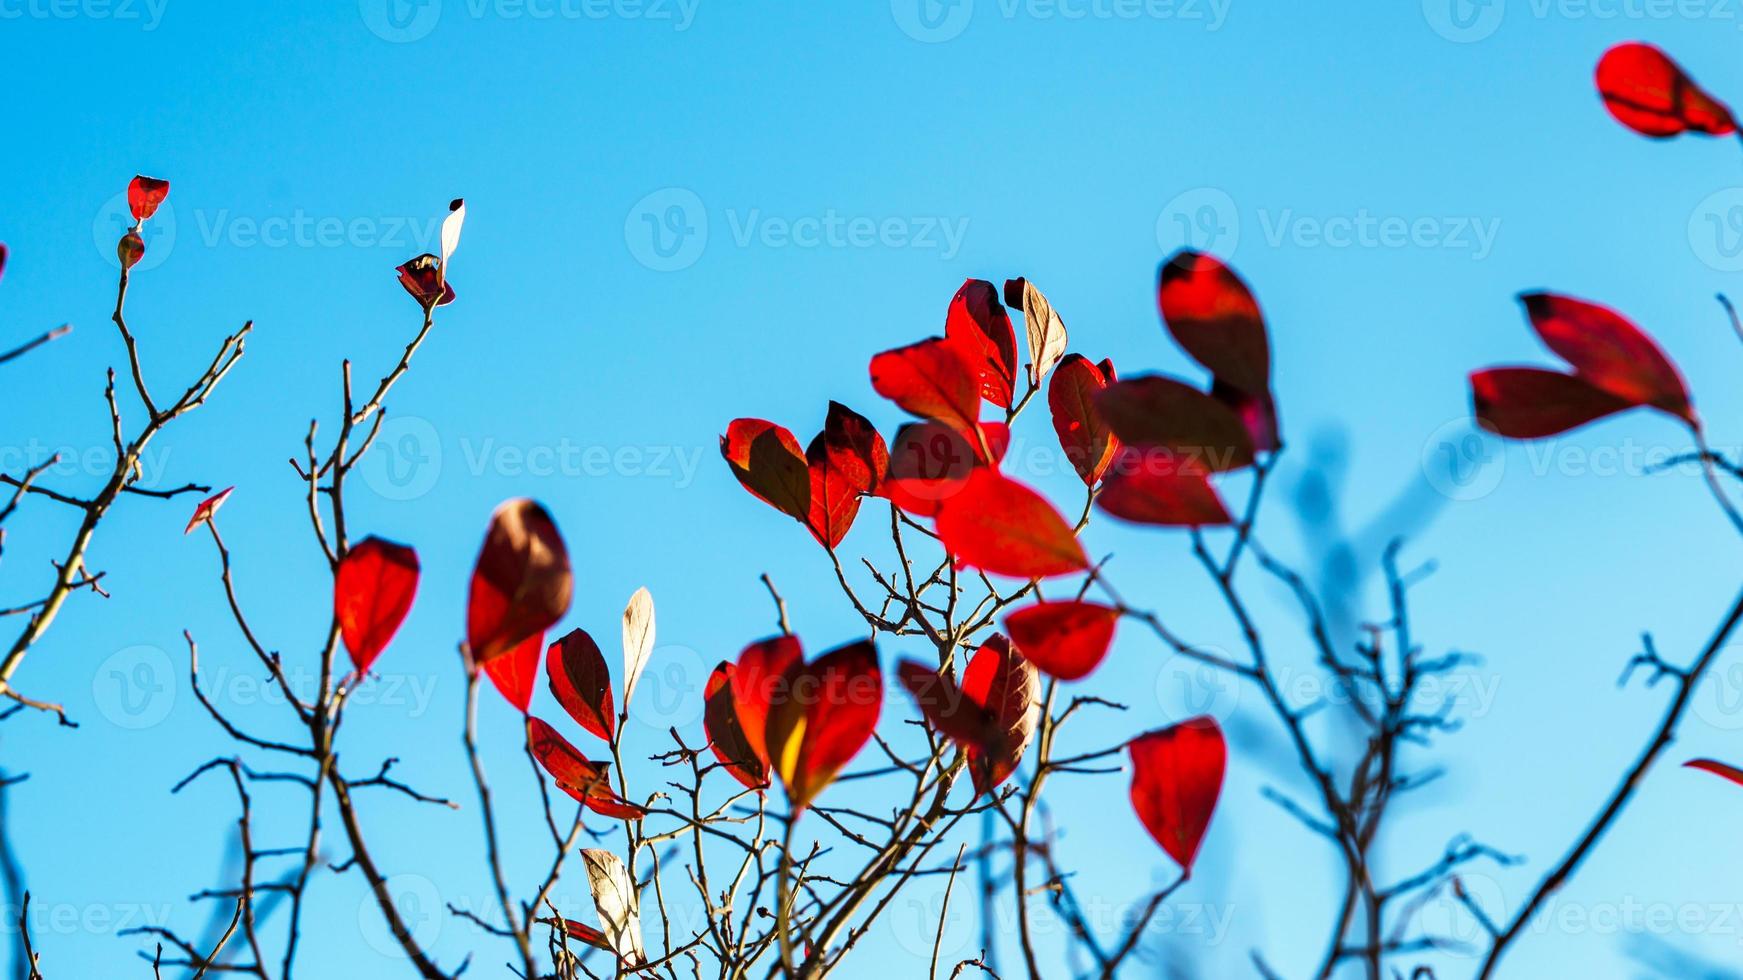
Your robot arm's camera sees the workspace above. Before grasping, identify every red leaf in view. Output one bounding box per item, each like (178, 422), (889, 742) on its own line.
(721, 419), (810, 521)
(127, 175), (169, 222)
(885, 420), (1010, 517)
(1049, 354), (1120, 485)
(1469, 368), (1634, 439)
(1212, 379), (1282, 454)
(1686, 758), (1743, 788)
(870, 338), (985, 449)
(705, 662), (767, 791)
(1004, 601), (1119, 681)
(1094, 376), (1256, 473)
(540, 918), (617, 955)
(335, 536), (420, 675)
(815, 401), (888, 496)
(1158, 251), (1270, 398)
(396, 253), (456, 308)
(0, 243), (9, 285)
(547, 629), (616, 741)
(730, 635), (805, 771)
(1096, 448), (1234, 527)
(527, 716), (647, 820)
(1596, 42), (1736, 138)
(945, 279), (1018, 409)
(184, 486), (234, 534)
(1128, 717), (1225, 874)
(1520, 293), (1694, 424)
(466, 499), (573, 666)
(898, 635), (1038, 796)
(764, 639), (882, 812)
(934, 470), (1088, 580)
(486, 631), (543, 713)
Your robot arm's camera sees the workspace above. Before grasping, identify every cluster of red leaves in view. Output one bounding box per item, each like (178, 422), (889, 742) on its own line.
(701, 635), (883, 812)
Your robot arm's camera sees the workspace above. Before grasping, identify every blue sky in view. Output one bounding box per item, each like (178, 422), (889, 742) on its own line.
(5, 1), (1743, 977)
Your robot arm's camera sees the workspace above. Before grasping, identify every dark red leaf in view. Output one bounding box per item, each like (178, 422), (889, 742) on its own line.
(539, 918), (617, 954)
(885, 420), (1010, 517)
(1096, 448), (1234, 527)
(817, 401), (888, 496)
(945, 279), (1018, 408)
(466, 499), (573, 666)
(934, 470), (1088, 580)
(1128, 717), (1225, 874)
(527, 716), (647, 819)
(1686, 758), (1743, 788)
(705, 662), (767, 791)
(899, 636), (1038, 796)
(1049, 354), (1120, 485)
(396, 253), (456, 308)
(1470, 368), (1634, 439)
(1212, 378), (1281, 454)
(128, 175), (170, 222)
(1520, 293), (1694, 424)
(764, 639), (882, 812)
(1004, 601), (1119, 681)
(870, 337), (985, 449)
(897, 661), (992, 747)
(547, 628), (616, 741)
(0, 243), (9, 285)
(335, 536), (420, 675)
(486, 631), (543, 714)
(730, 635), (805, 771)
(721, 419), (810, 521)
(1158, 251), (1270, 398)
(1596, 42), (1736, 138)
(184, 486), (234, 534)
(1094, 376), (1256, 473)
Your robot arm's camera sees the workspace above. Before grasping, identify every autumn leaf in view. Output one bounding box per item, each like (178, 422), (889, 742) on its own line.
(466, 499), (572, 666)
(581, 850), (647, 967)
(721, 418), (811, 520)
(945, 279), (1018, 408)
(547, 628), (616, 742)
(184, 486), (234, 534)
(1128, 717), (1226, 874)
(763, 639), (882, 812)
(1094, 376), (1256, 473)
(127, 175), (170, 222)
(1049, 354), (1120, 486)
(1006, 277), (1068, 387)
(1520, 292), (1693, 424)
(704, 662), (767, 790)
(1469, 368), (1633, 439)
(1596, 42), (1736, 138)
(1096, 448), (1234, 527)
(527, 717), (647, 820)
(870, 337), (984, 448)
(621, 587), (656, 711)
(334, 536), (420, 675)
(1004, 601), (1120, 681)
(896, 635), (1037, 795)
(884, 420), (1010, 517)
(729, 635), (805, 772)
(485, 632), (543, 714)
(396, 253), (456, 308)
(934, 470), (1088, 579)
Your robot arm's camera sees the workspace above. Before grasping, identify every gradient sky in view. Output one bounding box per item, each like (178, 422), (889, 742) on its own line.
(5, 2), (1743, 978)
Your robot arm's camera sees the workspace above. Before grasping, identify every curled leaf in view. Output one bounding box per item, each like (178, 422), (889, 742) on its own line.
(118, 230), (145, 271)
(396, 253), (456, 308)
(335, 536), (420, 674)
(547, 629), (616, 741)
(440, 198), (465, 268)
(897, 635), (1037, 795)
(184, 486), (234, 534)
(1006, 277), (1068, 387)
(581, 850), (647, 967)
(528, 717), (647, 819)
(1128, 717), (1226, 874)
(621, 587), (656, 710)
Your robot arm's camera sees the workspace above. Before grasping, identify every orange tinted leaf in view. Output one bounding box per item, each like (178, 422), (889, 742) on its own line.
(547, 628), (616, 741)
(335, 536), (420, 674)
(705, 662), (767, 790)
(934, 470), (1088, 579)
(730, 635), (804, 770)
(1094, 376), (1255, 472)
(764, 639), (882, 812)
(1597, 42), (1736, 138)
(1004, 601), (1119, 681)
(1129, 717), (1225, 874)
(945, 279), (1018, 408)
(466, 499), (572, 665)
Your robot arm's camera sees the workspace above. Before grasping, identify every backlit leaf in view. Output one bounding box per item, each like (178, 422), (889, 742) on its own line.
(945, 279), (1018, 408)
(621, 587), (656, 711)
(547, 628), (615, 741)
(127, 175), (170, 222)
(721, 418), (810, 520)
(1128, 717), (1226, 874)
(934, 470), (1088, 579)
(1049, 354), (1119, 485)
(466, 498), (572, 665)
(870, 337), (984, 448)
(334, 536), (420, 675)
(581, 850), (647, 968)
(1094, 375), (1255, 472)
(1006, 277), (1068, 387)
(764, 639), (882, 812)
(1004, 601), (1119, 681)
(1596, 42), (1736, 138)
